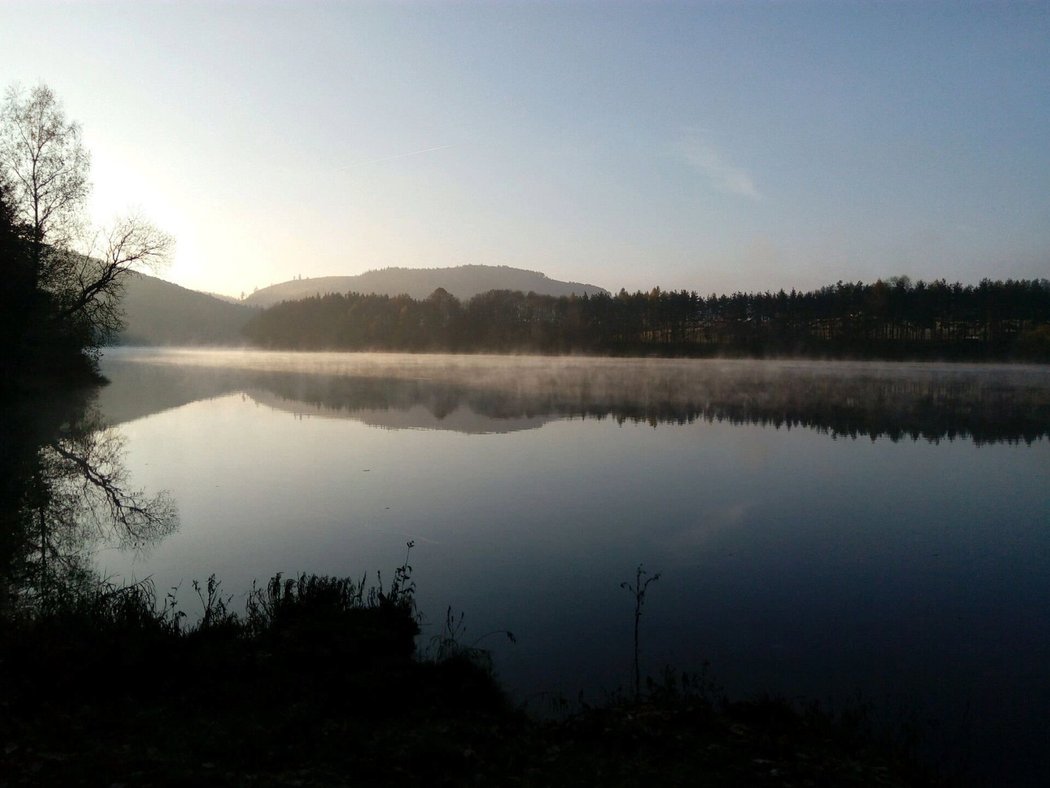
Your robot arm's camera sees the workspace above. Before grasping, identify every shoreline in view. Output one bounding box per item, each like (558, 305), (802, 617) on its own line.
(0, 572), (944, 786)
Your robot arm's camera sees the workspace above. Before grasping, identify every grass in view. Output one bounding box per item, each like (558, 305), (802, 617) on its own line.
(0, 551), (945, 786)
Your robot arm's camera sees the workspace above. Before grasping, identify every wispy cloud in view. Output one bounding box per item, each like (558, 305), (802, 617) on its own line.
(679, 134), (762, 200)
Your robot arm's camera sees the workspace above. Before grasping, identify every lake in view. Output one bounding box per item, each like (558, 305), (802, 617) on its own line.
(92, 347), (1050, 785)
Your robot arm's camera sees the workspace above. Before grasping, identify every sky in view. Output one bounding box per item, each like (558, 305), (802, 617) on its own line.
(2, 0), (1049, 298)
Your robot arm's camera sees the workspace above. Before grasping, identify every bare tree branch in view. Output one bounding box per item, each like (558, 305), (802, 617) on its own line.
(2, 83), (172, 354)
(51, 217), (174, 343)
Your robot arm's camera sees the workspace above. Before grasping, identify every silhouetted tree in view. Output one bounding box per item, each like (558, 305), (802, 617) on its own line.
(0, 85), (89, 267)
(0, 84), (172, 383)
(0, 181), (36, 383)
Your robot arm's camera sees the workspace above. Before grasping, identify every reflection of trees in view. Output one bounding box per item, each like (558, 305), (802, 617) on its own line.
(0, 388), (177, 614)
(105, 356), (1050, 445)
(251, 366), (1050, 445)
(42, 423), (177, 551)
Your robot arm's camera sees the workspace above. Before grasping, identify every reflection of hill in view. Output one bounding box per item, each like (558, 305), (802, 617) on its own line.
(95, 356), (244, 426)
(248, 391), (548, 434)
(98, 351), (1050, 444)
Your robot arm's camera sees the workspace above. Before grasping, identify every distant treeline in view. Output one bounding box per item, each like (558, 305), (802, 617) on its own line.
(243, 277), (1050, 361)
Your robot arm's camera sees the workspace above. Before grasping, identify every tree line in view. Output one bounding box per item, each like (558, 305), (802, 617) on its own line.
(243, 277), (1050, 361)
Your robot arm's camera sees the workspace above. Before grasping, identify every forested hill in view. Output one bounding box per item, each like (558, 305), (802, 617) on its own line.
(243, 278), (1050, 361)
(116, 273), (257, 346)
(244, 265), (608, 307)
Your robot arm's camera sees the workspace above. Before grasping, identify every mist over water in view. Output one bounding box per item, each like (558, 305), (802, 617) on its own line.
(93, 348), (1050, 784)
(101, 347), (1050, 442)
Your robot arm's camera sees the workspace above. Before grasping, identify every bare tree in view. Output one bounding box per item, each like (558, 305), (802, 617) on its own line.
(1, 83), (171, 355)
(61, 217), (173, 346)
(0, 84), (89, 276)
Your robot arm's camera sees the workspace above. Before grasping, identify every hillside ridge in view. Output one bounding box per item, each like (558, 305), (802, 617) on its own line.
(116, 272), (257, 346)
(244, 264), (608, 306)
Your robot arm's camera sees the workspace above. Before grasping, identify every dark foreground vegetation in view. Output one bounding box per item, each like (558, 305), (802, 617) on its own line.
(243, 277), (1050, 362)
(1, 562), (942, 787)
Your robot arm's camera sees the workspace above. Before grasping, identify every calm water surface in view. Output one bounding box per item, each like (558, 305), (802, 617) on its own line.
(95, 348), (1050, 784)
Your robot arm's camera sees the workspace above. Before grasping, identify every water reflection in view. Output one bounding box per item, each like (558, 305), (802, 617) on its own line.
(99, 348), (1050, 444)
(86, 348), (1050, 784)
(0, 386), (177, 613)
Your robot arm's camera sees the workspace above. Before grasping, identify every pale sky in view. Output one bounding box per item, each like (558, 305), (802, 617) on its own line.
(3, 1), (1049, 298)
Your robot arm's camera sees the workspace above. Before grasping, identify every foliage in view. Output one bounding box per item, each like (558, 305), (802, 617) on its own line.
(243, 277), (1050, 361)
(428, 604), (517, 672)
(0, 84), (89, 252)
(0, 544), (428, 706)
(0, 551), (944, 786)
(0, 84), (171, 388)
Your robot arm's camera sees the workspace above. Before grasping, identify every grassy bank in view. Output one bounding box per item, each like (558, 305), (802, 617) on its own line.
(0, 565), (943, 786)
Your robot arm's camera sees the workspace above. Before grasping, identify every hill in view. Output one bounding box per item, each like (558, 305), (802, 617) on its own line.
(244, 264), (608, 307)
(116, 272), (257, 346)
